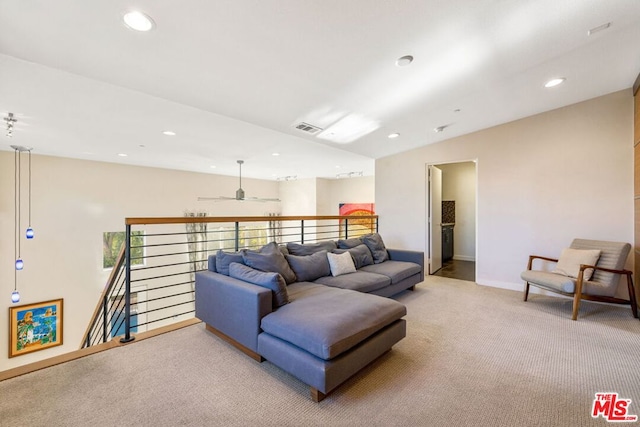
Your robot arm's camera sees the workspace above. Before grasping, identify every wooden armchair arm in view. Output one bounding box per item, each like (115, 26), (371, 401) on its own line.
(526, 255), (559, 270)
(578, 264), (632, 277)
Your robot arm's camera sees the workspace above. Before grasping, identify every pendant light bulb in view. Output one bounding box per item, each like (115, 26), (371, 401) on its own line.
(15, 259), (24, 270)
(11, 290), (20, 303)
(26, 227), (34, 239)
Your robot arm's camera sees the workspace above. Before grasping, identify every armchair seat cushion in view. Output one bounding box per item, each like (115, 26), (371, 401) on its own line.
(521, 270), (575, 293)
(521, 270), (618, 297)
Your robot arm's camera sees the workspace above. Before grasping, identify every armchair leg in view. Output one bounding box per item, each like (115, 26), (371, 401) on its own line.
(571, 293), (581, 321)
(626, 274), (638, 319)
(523, 282), (530, 301)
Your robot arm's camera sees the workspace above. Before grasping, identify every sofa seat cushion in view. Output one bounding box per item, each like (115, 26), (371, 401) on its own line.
(260, 283), (406, 360)
(359, 260), (421, 284)
(313, 271), (390, 293)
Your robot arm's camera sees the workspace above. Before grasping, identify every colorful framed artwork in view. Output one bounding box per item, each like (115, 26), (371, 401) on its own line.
(9, 299), (63, 358)
(339, 203), (376, 238)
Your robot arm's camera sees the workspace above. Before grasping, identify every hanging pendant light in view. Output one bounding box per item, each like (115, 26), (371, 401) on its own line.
(11, 290), (20, 303)
(26, 149), (34, 239)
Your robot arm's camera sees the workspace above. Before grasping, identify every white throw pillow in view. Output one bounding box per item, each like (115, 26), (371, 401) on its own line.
(553, 248), (601, 280)
(326, 251), (356, 277)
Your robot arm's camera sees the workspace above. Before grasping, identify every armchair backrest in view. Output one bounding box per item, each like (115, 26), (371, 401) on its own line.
(570, 239), (630, 288)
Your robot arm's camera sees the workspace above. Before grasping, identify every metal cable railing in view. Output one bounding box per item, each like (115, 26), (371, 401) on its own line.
(80, 215), (378, 348)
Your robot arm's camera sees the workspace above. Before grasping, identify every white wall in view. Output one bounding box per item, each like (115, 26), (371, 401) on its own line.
(376, 90), (634, 295)
(439, 162), (476, 261)
(280, 176), (375, 216)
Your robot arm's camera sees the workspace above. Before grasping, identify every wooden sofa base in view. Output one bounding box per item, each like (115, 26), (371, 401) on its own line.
(205, 323), (264, 362)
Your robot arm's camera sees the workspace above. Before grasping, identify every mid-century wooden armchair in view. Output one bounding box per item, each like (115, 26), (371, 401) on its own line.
(521, 238), (638, 320)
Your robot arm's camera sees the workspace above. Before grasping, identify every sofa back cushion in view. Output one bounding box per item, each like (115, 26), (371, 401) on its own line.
(340, 244), (374, 269)
(337, 237), (364, 249)
(215, 250), (244, 276)
(362, 233), (389, 264)
(286, 241), (337, 256)
(242, 243), (297, 284)
(229, 262), (289, 308)
(285, 250), (331, 282)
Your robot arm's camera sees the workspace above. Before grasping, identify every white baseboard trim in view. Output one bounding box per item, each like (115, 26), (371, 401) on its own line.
(476, 279), (561, 297)
(452, 255), (475, 262)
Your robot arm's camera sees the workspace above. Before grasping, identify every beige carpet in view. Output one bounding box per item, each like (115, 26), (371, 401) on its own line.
(2, 277), (639, 427)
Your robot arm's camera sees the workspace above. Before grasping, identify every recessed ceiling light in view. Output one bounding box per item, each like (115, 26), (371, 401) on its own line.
(396, 55), (414, 67)
(272, 152), (280, 156)
(210, 165), (216, 169)
(544, 78), (566, 88)
(123, 11), (155, 32)
(162, 130), (176, 136)
(118, 153), (128, 157)
(388, 133), (400, 139)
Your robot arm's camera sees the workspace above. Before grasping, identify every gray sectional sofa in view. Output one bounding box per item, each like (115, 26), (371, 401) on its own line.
(195, 233), (424, 401)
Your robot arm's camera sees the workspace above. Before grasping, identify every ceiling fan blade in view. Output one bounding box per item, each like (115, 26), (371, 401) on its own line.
(197, 196), (236, 202)
(197, 160), (280, 202)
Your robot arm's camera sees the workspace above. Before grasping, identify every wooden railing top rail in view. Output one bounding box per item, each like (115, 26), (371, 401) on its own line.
(125, 215), (379, 226)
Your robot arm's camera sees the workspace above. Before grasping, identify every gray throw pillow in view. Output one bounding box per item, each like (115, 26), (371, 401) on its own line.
(362, 233), (389, 264)
(215, 250), (244, 276)
(337, 237), (364, 249)
(286, 241), (337, 256)
(228, 263), (289, 308)
(339, 244), (374, 269)
(285, 250), (331, 282)
(326, 251), (357, 276)
(242, 246), (297, 284)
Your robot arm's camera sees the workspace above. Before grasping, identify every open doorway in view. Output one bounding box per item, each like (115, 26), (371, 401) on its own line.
(427, 161), (477, 282)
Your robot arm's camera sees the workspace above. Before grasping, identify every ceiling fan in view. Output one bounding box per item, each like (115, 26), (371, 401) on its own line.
(198, 160), (280, 202)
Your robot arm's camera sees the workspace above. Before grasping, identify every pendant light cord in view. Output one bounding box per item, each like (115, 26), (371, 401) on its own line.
(28, 149), (31, 227)
(14, 149), (18, 291)
(17, 149), (21, 259)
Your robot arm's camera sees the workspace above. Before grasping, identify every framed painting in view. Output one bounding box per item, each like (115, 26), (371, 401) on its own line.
(9, 299), (63, 358)
(339, 203), (376, 238)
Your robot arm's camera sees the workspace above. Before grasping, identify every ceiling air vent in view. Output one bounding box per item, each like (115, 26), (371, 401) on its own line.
(294, 122), (323, 135)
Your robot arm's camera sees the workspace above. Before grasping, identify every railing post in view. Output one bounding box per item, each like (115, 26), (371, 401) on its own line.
(235, 222), (240, 251)
(102, 295), (108, 343)
(345, 219), (349, 240)
(120, 224), (135, 343)
(301, 220), (305, 244)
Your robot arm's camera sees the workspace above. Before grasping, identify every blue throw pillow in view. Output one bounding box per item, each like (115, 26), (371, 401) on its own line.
(242, 246), (297, 284)
(228, 263), (289, 308)
(362, 233), (389, 264)
(285, 250), (331, 282)
(215, 250), (244, 276)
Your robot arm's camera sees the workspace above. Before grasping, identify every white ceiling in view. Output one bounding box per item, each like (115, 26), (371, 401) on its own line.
(1, 0), (639, 180)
